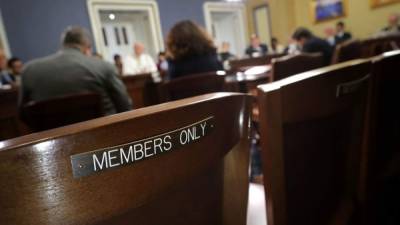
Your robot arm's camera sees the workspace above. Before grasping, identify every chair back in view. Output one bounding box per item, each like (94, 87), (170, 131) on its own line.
(271, 53), (324, 81)
(21, 92), (103, 131)
(160, 72), (225, 102)
(230, 53), (285, 71)
(257, 59), (371, 225)
(331, 39), (362, 64)
(121, 74), (158, 108)
(0, 93), (252, 225)
(0, 88), (21, 140)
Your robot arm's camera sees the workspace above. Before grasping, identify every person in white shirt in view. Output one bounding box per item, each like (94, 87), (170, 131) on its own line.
(122, 42), (157, 76)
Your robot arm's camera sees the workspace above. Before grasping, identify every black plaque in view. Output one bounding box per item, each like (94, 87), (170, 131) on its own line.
(71, 116), (215, 178)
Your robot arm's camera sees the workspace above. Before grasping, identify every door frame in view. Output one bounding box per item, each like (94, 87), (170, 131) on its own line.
(0, 10), (11, 57)
(87, 0), (164, 59)
(252, 4), (273, 46)
(203, 2), (248, 56)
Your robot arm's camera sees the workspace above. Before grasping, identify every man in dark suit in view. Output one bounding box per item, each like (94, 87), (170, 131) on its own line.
(245, 34), (268, 58)
(20, 26), (132, 115)
(0, 49), (16, 86)
(292, 27), (333, 66)
(334, 21), (352, 45)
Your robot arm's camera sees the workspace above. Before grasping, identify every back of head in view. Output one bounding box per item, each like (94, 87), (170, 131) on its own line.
(167, 20), (216, 60)
(292, 27), (313, 41)
(61, 26), (92, 50)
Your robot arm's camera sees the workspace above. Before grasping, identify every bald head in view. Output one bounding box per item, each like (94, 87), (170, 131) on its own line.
(388, 14), (399, 27)
(61, 26), (92, 54)
(134, 42), (145, 56)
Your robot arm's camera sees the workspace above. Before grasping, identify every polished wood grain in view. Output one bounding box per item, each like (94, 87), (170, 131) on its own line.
(257, 59), (371, 225)
(159, 72), (226, 102)
(20, 92), (103, 132)
(0, 93), (252, 225)
(121, 74), (159, 109)
(331, 39), (362, 64)
(271, 53), (324, 81)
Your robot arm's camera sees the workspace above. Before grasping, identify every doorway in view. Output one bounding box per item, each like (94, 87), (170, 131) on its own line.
(253, 5), (272, 46)
(204, 2), (248, 58)
(87, 0), (163, 62)
(0, 10), (11, 57)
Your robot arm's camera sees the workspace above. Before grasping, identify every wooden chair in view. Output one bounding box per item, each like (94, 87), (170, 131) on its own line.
(0, 93), (252, 225)
(271, 53), (324, 81)
(0, 88), (22, 140)
(121, 74), (159, 109)
(361, 35), (400, 58)
(20, 92), (103, 132)
(229, 53), (285, 72)
(257, 59), (372, 225)
(362, 50), (400, 225)
(331, 40), (362, 64)
(160, 72), (225, 102)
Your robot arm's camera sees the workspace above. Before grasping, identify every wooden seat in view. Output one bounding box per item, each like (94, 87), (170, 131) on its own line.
(362, 50), (400, 225)
(271, 53), (324, 81)
(331, 39), (362, 64)
(121, 74), (159, 109)
(0, 88), (22, 140)
(361, 35), (400, 58)
(160, 72), (225, 102)
(257, 59), (371, 225)
(0, 93), (252, 225)
(230, 53), (285, 72)
(20, 92), (103, 132)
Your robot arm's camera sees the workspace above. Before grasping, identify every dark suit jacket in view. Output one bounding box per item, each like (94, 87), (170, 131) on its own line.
(245, 44), (268, 58)
(0, 72), (16, 85)
(334, 32), (352, 45)
(303, 37), (334, 66)
(20, 47), (132, 115)
(168, 53), (223, 80)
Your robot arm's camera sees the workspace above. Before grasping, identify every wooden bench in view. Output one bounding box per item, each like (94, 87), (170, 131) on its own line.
(0, 93), (252, 225)
(361, 35), (400, 58)
(331, 39), (362, 64)
(229, 53), (285, 72)
(20, 92), (103, 132)
(159, 72), (225, 102)
(271, 53), (324, 81)
(257, 59), (371, 225)
(0, 88), (24, 140)
(121, 74), (159, 109)
(362, 50), (400, 225)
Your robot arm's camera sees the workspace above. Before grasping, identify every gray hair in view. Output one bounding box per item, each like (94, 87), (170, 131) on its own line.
(61, 26), (92, 48)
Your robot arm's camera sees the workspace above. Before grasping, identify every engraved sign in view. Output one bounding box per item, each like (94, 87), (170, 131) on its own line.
(71, 116), (215, 178)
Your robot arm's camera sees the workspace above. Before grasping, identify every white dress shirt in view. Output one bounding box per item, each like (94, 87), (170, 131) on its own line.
(122, 54), (157, 76)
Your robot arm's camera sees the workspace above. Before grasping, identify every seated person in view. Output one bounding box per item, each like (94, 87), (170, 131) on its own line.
(0, 49), (16, 86)
(122, 42), (157, 76)
(245, 34), (268, 58)
(167, 20), (222, 79)
(334, 21), (352, 45)
(218, 42), (236, 70)
(157, 51), (169, 79)
(270, 37), (285, 54)
(292, 27), (333, 66)
(20, 26), (132, 115)
(382, 14), (400, 35)
(113, 54), (123, 76)
(7, 57), (23, 85)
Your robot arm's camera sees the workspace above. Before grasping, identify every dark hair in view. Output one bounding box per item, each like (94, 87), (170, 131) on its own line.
(7, 57), (21, 68)
(167, 20), (216, 60)
(337, 21), (345, 27)
(292, 27), (313, 40)
(61, 26), (92, 48)
(271, 37), (278, 43)
(113, 54), (121, 60)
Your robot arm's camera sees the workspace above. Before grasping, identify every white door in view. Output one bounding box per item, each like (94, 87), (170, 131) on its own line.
(204, 2), (248, 58)
(253, 6), (272, 46)
(102, 22), (135, 61)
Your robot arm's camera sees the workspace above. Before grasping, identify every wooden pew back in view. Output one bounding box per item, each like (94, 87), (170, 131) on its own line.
(160, 72), (225, 102)
(21, 92), (103, 132)
(257, 60), (371, 225)
(361, 35), (400, 58)
(331, 39), (362, 64)
(0, 88), (21, 140)
(121, 74), (159, 109)
(271, 53), (324, 81)
(0, 93), (252, 225)
(230, 53), (285, 72)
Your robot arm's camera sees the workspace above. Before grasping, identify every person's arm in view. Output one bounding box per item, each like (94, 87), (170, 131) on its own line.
(104, 64), (132, 112)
